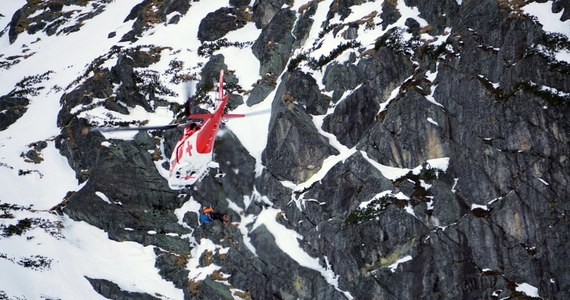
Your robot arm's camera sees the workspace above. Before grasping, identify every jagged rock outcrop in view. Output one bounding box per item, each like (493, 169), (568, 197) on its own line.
(246, 72), (277, 106)
(61, 0), (570, 297)
(323, 46), (415, 148)
(252, 0), (286, 29)
(239, 224), (344, 299)
(262, 72), (340, 183)
(57, 130), (190, 253)
(261, 0), (568, 299)
(8, 0), (110, 44)
(198, 7), (249, 42)
(553, 0), (570, 21)
(286, 70), (330, 115)
(86, 277), (160, 300)
(252, 8), (296, 76)
(121, 0), (191, 42)
(0, 95), (29, 131)
(57, 45), (174, 131)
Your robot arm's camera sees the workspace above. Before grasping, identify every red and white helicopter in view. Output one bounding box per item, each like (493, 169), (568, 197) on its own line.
(166, 70), (246, 189)
(90, 70), (245, 189)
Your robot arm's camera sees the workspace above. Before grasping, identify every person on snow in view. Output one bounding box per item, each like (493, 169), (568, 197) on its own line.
(199, 207), (230, 224)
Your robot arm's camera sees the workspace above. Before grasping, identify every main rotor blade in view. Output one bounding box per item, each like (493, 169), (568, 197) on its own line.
(182, 81), (194, 103)
(223, 108), (271, 119)
(88, 123), (181, 133)
(242, 108), (271, 117)
(182, 80), (195, 117)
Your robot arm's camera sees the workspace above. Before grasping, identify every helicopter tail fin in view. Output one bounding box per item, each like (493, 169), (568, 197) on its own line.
(218, 69), (224, 103)
(187, 114), (214, 120)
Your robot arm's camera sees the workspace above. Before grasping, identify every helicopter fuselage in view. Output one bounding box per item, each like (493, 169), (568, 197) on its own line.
(167, 70), (229, 189)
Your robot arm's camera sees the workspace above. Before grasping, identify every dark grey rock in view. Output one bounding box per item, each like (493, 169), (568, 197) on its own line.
(252, 0), (286, 29)
(553, 0), (570, 21)
(326, 0), (370, 21)
(252, 9), (296, 76)
(121, 0), (191, 42)
(246, 73), (277, 106)
(0, 95), (29, 131)
(154, 248), (190, 291)
(323, 84), (379, 148)
(380, 0), (400, 30)
(230, 0), (251, 7)
(262, 75), (339, 183)
(292, 0), (317, 49)
(86, 277), (160, 300)
(403, 0), (459, 32)
(284, 70), (329, 115)
(198, 7), (249, 42)
(322, 62), (362, 102)
(58, 131), (191, 253)
(8, 1), (109, 44)
(40, 0), (570, 299)
(213, 130), (256, 202)
(231, 224), (347, 300)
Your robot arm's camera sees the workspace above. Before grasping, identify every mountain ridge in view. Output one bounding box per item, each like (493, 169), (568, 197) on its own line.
(1, 0), (569, 299)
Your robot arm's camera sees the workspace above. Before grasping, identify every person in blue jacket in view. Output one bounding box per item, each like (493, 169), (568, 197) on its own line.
(200, 207), (230, 224)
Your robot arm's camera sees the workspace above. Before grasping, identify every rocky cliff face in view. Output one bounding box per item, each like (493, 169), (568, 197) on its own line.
(2, 0), (569, 299)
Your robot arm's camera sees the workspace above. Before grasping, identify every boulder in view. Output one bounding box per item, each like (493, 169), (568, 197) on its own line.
(252, 9), (296, 76)
(262, 76), (339, 183)
(0, 95), (29, 131)
(198, 7), (249, 42)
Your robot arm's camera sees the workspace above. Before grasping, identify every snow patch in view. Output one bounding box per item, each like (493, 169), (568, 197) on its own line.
(523, 1), (570, 63)
(360, 151), (411, 180)
(174, 196), (201, 230)
(186, 238), (220, 281)
(424, 62), (445, 107)
(238, 213), (258, 256)
(379, 75), (414, 113)
(426, 157), (450, 172)
(523, 1), (570, 37)
(388, 255), (413, 272)
(515, 282), (540, 298)
(0, 215), (183, 299)
(95, 191), (111, 204)
(427, 118), (439, 126)
(471, 203), (489, 211)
